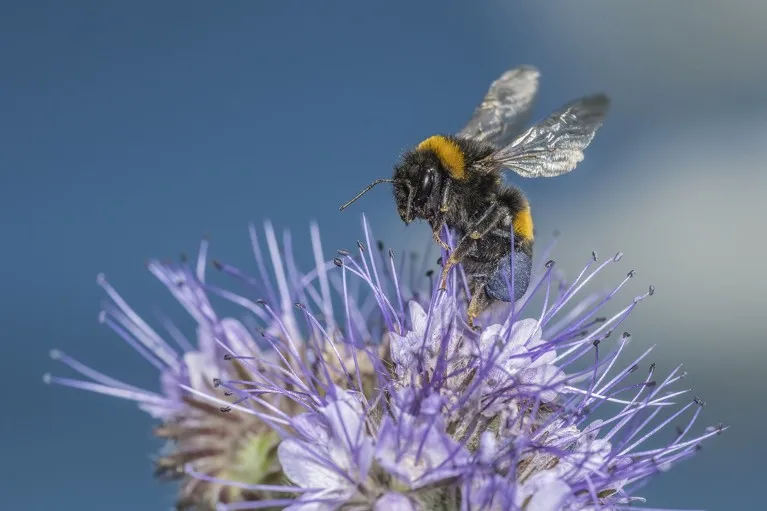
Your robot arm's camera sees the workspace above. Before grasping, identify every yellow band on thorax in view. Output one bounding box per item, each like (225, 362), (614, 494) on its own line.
(417, 135), (466, 180)
(513, 207), (534, 241)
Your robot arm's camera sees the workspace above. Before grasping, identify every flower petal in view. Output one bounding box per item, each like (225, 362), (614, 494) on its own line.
(508, 318), (542, 348)
(526, 476), (571, 511)
(374, 493), (415, 511)
(321, 390), (374, 479)
(408, 301), (428, 335)
(278, 438), (351, 490)
(182, 351), (217, 392)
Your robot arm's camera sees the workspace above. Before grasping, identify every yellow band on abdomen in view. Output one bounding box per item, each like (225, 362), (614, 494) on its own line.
(513, 207), (534, 241)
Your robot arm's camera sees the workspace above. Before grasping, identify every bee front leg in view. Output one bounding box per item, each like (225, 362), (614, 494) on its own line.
(430, 218), (450, 251)
(433, 229), (450, 251)
(439, 204), (504, 290)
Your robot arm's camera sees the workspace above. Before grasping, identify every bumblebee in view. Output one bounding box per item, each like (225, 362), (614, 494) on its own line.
(340, 66), (609, 328)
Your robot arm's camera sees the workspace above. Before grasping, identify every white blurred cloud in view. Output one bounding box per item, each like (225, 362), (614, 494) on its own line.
(531, 116), (767, 358)
(493, 1), (767, 112)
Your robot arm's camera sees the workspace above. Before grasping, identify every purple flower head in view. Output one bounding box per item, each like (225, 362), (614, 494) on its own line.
(47, 217), (724, 510)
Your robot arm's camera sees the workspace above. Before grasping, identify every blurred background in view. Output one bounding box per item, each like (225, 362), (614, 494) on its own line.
(2, 1), (765, 509)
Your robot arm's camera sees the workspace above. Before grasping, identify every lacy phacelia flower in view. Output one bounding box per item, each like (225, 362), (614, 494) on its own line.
(46, 218), (724, 511)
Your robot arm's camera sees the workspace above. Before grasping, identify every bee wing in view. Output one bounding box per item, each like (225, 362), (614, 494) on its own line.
(487, 94), (609, 179)
(457, 66), (540, 147)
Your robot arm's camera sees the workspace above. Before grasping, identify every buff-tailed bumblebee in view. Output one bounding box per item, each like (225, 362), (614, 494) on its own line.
(340, 66), (609, 328)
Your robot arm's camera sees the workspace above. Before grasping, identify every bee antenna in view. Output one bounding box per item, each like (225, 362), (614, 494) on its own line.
(339, 179), (396, 211)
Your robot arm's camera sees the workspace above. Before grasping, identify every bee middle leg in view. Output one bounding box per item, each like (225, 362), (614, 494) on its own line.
(439, 204), (506, 290)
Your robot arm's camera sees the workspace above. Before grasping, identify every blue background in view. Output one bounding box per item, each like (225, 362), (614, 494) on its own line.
(2, 2), (765, 509)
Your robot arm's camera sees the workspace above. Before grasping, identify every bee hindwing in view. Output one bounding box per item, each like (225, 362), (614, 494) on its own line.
(489, 94), (610, 179)
(457, 65), (540, 148)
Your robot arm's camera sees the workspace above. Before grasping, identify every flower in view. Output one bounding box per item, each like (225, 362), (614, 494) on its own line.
(47, 217), (724, 510)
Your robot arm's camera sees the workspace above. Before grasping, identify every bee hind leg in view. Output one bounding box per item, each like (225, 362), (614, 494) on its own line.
(467, 284), (493, 331)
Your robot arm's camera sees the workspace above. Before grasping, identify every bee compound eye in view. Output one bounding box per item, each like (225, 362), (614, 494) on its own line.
(419, 168), (434, 197)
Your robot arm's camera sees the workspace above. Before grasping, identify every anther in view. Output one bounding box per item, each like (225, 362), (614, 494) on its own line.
(437, 257), (443, 266)
(595, 317), (607, 323)
(256, 299), (267, 306)
(545, 260), (555, 269)
(425, 270), (434, 278)
(224, 391), (233, 396)
(212, 378), (221, 387)
(212, 259), (223, 271)
(357, 241), (366, 252)
(613, 252), (624, 262)
(648, 285), (655, 296)
(629, 364), (638, 373)
(676, 426), (684, 437)
(627, 270), (636, 278)
(219, 406), (232, 413)
(377, 240), (384, 251)
(592, 250), (598, 261)
(337, 249), (350, 256)
(645, 380), (657, 388)
(693, 396), (706, 407)
(649, 362), (655, 374)
(333, 258), (343, 267)
(294, 302), (306, 310)
(621, 332), (631, 341)
(223, 353), (233, 361)
(592, 339), (601, 347)
(388, 248), (395, 259)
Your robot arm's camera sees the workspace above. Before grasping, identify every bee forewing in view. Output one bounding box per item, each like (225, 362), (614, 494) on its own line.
(457, 65), (540, 148)
(489, 94), (610, 179)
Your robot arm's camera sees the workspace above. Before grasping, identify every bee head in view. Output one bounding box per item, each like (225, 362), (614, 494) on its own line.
(338, 146), (446, 222)
(392, 149), (444, 225)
